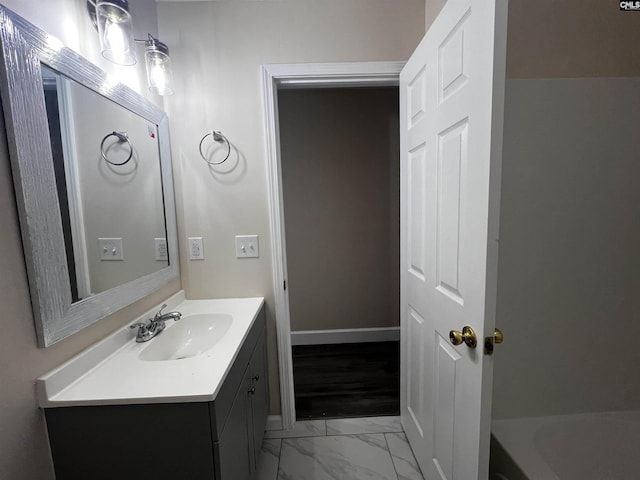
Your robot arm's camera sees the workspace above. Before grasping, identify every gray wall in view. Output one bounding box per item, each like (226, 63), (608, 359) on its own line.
(506, 0), (640, 79)
(428, 0), (640, 78)
(492, 77), (640, 418)
(425, 0), (447, 29)
(158, 0), (425, 416)
(279, 88), (400, 332)
(0, 2), (181, 479)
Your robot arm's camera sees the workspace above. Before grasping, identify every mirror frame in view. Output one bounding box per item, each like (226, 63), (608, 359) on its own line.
(0, 6), (179, 347)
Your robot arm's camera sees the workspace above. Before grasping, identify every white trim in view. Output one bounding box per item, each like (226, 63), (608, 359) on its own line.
(57, 77), (92, 299)
(291, 327), (400, 346)
(266, 415), (283, 431)
(261, 61), (403, 431)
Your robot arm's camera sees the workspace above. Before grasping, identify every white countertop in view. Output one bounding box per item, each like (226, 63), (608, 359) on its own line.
(37, 292), (265, 408)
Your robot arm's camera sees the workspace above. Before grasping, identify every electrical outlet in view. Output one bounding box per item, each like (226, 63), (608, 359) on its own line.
(155, 238), (168, 261)
(235, 235), (259, 258)
(188, 237), (204, 260)
(99, 238), (124, 261)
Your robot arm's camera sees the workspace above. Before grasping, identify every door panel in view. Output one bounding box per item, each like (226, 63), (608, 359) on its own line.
(433, 335), (461, 479)
(400, 0), (507, 478)
(439, 11), (470, 103)
(408, 147), (427, 280)
(406, 307), (427, 436)
(436, 119), (467, 304)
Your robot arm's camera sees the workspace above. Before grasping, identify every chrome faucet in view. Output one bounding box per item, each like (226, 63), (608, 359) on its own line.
(130, 304), (182, 343)
(154, 304), (183, 323)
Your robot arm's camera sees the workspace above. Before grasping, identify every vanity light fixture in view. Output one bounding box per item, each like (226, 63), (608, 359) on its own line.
(90, 0), (137, 66)
(86, 1), (174, 95)
(142, 35), (174, 96)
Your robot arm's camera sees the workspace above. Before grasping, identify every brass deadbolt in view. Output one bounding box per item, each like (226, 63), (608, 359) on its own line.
(484, 328), (504, 355)
(494, 328), (504, 344)
(449, 326), (477, 349)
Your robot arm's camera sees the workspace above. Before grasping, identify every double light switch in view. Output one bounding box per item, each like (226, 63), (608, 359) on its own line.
(235, 235), (259, 258)
(99, 238), (124, 261)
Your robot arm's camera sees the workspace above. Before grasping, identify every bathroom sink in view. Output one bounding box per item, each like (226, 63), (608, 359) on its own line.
(139, 313), (233, 361)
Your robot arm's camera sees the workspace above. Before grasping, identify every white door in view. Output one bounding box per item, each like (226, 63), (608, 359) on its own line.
(399, 0), (507, 478)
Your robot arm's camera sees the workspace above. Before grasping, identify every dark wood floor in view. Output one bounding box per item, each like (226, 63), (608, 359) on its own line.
(292, 341), (400, 420)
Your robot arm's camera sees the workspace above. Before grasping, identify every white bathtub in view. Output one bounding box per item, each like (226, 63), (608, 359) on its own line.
(490, 411), (640, 480)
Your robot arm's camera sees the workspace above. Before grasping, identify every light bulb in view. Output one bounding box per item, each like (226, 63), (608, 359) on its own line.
(104, 21), (127, 64)
(149, 62), (167, 93)
(96, 1), (136, 66)
(144, 36), (174, 96)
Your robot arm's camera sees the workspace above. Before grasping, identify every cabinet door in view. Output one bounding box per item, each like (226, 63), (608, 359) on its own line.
(216, 367), (252, 480)
(249, 332), (269, 465)
(46, 403), (216, 480)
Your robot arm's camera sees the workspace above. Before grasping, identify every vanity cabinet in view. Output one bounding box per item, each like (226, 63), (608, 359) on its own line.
(214, 324), (268, 480)
(44, 305), (268, 480)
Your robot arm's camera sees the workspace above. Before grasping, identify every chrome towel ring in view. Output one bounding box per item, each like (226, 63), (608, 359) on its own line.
(199, 130), (231, 165)
(100, 131), (133, 166)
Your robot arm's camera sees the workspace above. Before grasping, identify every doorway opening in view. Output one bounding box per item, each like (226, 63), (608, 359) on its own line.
(277, 86), (400, 420)
(262, 62), (403, 429)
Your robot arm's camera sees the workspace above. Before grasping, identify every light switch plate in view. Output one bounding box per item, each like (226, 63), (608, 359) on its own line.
(235, 235), (259, 258)
(188, 237), (204, 260)
(154, 238), (168, 261)
(99, 237), (124, 261)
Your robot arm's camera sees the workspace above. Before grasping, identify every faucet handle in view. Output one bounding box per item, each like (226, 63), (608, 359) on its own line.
(154, 304), (168, 321)
(130, 322), (148, 330)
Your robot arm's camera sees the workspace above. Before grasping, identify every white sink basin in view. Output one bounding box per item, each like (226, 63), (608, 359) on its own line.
(139, 313), (233, 361)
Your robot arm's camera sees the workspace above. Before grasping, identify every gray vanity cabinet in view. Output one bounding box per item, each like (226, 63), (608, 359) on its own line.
(215, 330), (268, 480)
(45, 305), (267, 480)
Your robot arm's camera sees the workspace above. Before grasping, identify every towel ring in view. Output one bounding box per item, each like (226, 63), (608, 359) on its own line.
(100, 131), (133, 166)
(199, 130), (231, 165)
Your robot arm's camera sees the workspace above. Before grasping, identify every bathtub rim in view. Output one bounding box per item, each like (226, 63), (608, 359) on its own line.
(491, 410), (640, 480)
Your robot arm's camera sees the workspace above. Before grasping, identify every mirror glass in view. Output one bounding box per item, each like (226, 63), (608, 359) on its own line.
(41, 65), (169, 302)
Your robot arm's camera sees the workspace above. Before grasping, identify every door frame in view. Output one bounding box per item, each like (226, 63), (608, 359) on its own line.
(261, 62), (403, 429)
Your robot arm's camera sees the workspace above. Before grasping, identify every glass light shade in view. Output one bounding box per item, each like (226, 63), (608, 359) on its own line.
(145, 40), (174, 96)
(96, 0), (136, 66)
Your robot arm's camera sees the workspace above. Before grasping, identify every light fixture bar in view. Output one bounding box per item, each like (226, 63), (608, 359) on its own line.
(87, 1), (174, 95)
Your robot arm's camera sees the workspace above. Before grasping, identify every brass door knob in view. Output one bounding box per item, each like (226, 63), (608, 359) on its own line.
(449, 326), (477, 348)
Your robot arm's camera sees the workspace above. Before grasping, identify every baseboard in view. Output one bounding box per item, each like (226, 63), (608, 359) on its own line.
(290, 327), (400, 346)
(266, 415), (283, 431)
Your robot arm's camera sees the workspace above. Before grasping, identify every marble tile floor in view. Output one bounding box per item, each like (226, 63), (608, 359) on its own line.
(257, 416), (424, 480)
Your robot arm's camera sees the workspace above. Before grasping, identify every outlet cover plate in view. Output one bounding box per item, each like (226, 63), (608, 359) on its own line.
(235, 235), (259, 258)
(155, 238), (168, 261)
(188, 237), (204, 260)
